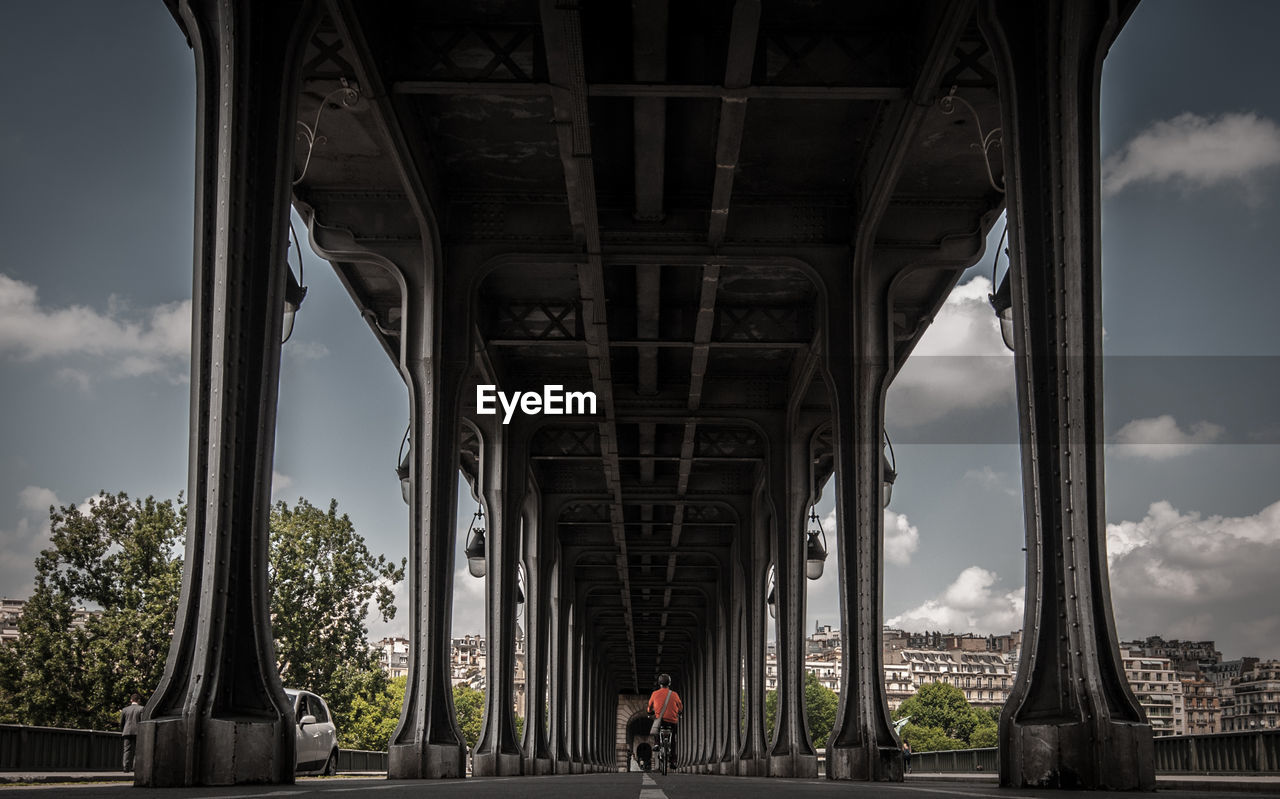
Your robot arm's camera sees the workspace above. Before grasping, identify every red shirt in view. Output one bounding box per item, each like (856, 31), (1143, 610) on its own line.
(647, 687), (683, 723)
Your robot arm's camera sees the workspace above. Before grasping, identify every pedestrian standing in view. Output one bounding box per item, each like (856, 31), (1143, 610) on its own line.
(902, 741), (912, 774)
(120, 694), (144, 772)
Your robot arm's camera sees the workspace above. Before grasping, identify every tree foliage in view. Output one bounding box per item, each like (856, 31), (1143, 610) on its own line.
(269, 498), (404, 690)
(892, 681), (998, 751)
(762, 670), (839, 748)
(450, 684), (524, 752)
(0, 493), (406, 743)
(804, 671), (838, 748)
(0, 492), (183, 729)
(342, 673), (406, 751)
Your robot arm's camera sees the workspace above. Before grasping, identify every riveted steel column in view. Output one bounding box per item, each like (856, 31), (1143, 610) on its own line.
(550, 541), (571, 773)
(386, 304), (470, 776)
(721, 586), (742, 773)
(522, 489), (555, 775)
(725, 552), (745, 775)
(766, 422), (818, 777)
(473, 421), (526, 776)
(980, 0), (1154, 790)
(569, 612), (585, 773)
(136, 0), (312, 787)
(717, 592), (734, 773)
(824, 257), (900, 781)
(738, 484), (770, 775)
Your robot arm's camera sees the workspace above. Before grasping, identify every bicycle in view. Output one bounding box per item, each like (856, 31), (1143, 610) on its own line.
(653, 723), (673, 776)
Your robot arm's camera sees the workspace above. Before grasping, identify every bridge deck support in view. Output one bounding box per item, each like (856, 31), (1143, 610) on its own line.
(981, 0), (1155, 790)
(472, 422), (526, 777)
(823, 261), (901, 782)
(134, 0), (310, 787)
(765, 420), (819, 779)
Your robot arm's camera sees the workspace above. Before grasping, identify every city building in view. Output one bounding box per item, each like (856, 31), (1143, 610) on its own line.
(1221, 660), (1280, 732)
(884, 664), (913, 711)
(1120, 649), (1186, 737)
(1181, 677), (1221, 735)
(896, 649), (1014, 710)
(375, 636), (411, 680)
(1121, 636), (1221, 678)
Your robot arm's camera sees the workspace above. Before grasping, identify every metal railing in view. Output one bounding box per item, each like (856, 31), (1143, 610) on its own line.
(875, 729), (1280, 776)
(336, 748), (388, 772)
(0, 724), (122, 771)
(0, 724), (390, 774)
(908, 746), (998, 774)
(1155, 729), (1280, 773)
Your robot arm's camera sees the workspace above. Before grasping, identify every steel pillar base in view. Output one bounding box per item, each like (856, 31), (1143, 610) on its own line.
(554, 758), (570, 774)
(387, 742), (467, 779)
(769, 753), (818, 778)
(568, 760), (584, 774)
(825, 744), (902, 781)
(524, 756), (554, 775)
(472, 751), (522, 777)
(134, 717), (293, 787)
(1002, 721), (1154, 791)
(737, 757), (767, 776)
(717, 759), (734, 775)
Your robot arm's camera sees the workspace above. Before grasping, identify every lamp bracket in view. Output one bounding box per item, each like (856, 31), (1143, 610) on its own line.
(939, 86), (1004, 193)
(294, 79), (362, 186)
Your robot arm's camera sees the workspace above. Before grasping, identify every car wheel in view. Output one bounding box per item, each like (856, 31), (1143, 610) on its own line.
(323, 750), (338, 776)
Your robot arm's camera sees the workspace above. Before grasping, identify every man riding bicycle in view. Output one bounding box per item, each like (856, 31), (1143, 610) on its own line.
(647, 673), (683, 768)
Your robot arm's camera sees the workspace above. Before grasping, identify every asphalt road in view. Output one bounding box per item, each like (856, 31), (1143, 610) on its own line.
(0, 774), (1277, 798)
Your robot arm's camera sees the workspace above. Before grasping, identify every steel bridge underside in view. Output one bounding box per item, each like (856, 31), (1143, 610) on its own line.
(138, 0), (1155, 790)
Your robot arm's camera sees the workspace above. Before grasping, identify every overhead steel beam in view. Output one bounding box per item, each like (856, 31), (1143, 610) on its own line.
(632, 0), (669, 222)
(540, 0), (638, 691)
(390, 81), (907, 100)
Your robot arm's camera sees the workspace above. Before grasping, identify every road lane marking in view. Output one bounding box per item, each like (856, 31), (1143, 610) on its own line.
(639, 771), (668, 799)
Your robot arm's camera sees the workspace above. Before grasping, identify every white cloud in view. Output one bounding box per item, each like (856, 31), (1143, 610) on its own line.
(0, 486), (62, 598)
(1107, 500), (1280, 659)
(1103, 111), (1280, 198)
(887, 275), (1014, 427)
(0, 273), (190, 382)
(886, 566), (1024, 634)
(451, 565), (487, 636)
(963, 466), (1018, 496)
(817, 507), (919, 567)
(883, 510), (920, 566)
(283, 340), (330, 362)
(271, 471), (294, 499)
(1111, 414), (1224, 460)
(17, 486), (58, 515)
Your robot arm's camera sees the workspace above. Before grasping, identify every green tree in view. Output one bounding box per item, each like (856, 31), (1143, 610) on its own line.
(900, 722), (967, 752)
(0, 493), (406, 741)
(269, 498), (405, 693)
(761, 671), (837, 748)
(893, 681), (998, 751)
(0, 492), (184, 729)
(342, 674), (405, 750)
(804, 671), (838, 748)
(454, 684), (486, 749)
(968, 722), (998, 748)
(449, 684), (526, 752)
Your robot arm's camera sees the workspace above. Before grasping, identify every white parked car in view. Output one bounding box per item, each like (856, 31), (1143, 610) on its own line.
(286, 688), (339, 775)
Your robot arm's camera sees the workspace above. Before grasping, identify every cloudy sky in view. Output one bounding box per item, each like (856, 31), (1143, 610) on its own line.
(2, 2), (1278, 663)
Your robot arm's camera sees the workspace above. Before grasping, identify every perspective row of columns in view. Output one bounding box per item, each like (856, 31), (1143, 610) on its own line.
(136, 0), (1153, 789)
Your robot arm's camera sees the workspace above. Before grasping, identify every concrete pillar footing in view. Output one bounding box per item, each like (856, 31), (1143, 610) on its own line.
(769, 753), (819, 778)
(825, 744), (902, 781)
(135, 716), (294, 787)
(472, 751), (522, 777)
(387, 742), (467, 779)
(1002, 721), (1154, 790)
